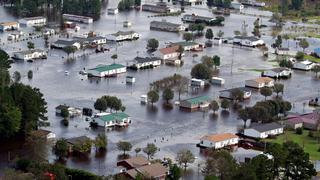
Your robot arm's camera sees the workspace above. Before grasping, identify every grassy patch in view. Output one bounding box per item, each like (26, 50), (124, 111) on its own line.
(264, 130), (320, 160)
(305, 55), (320, 63)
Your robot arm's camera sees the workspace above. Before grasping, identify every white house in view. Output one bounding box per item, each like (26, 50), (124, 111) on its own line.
(245, 77), (274, 89)
(219, 87), (252, 99)
(169, 41), (200, 51)
(233, 36), (265, 47)
(142, 2), (173, 13)
(244, 122), (284, 139)
(13, 49), (47, 61)
(150, 20), (186, 32)
(19, 16), (47, 27)
(126, 76), (136, 84)
(92, 112), (131, 128)
(293, 60), (314, 71)
(106, 31), (140, 42)
(182, 14), (215, 24)
(74, 36), (107, 46)
(0, 22), (19, 31)
(62, 14), (93, 24)
(199, 133), (239, 149)
(127, 57), (161, 69)
(262, 67), (292, 78)
(213, 38), (222, 45)
(51, 39), (81, 49)
(42, 28), (55, 36)
(190, 78), (205, 87)
(154, 46), (180, 60)
(55, 105), (82, 117)
(275, 48), (296, 56)
(107, 8), (119, 15)
(87, 64), (127, 77)
(211, 77), (225, 85)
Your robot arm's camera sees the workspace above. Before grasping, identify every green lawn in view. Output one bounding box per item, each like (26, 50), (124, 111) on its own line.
(264, 130), (320, 160)
(305, 55), (320, 63)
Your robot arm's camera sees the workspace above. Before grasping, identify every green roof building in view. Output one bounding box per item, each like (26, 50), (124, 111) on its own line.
(93, 112), (131, 127)
(180, 96), (211, 112)
(87, 64), (127, 77)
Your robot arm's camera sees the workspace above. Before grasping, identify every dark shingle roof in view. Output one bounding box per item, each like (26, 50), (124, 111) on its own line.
(250, 122), (283, 132)
(134, 57), (161, 63)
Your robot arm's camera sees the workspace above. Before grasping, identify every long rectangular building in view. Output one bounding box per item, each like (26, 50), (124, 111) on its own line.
(62, 14), (93, 24)
(150, 20), (185, 32)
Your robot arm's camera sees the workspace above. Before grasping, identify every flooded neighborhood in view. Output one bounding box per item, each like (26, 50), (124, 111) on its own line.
(0, 0), (320, 179)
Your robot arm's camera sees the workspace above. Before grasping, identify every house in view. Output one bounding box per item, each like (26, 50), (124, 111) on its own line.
(117, 156), (151, 170)
(51, 39), (81, 49)
(91, 112), (131, 128)
(198, 133), (239, 149)
(150, 20), (186, 32)
(124, 163), (168, 180)
(244, 122), (284, 139)
(231, 2), (244, 11)
(66, 136), (91, 153)
(154, 46), (180, 60)
(179, 96), (211, 112)
(62, 14), (93, 24)
(64, 21), (77, 29)
(182, 14), (215, 24)
(233, 36), (265, 47)
(126, 76), (136, 84)
(31, 129), (56, 140)
(190, 78), (205, 87)
(293, 60), (314, 71)
(55, 104), (82, 117)
(74, 36), (107, 46)
(245, 77), (274, 89)
(211, 77), (225, 85)
(0, 22), (19, 31)
(19, 16), (46, 27)
(123, 21), (132, 27)
(219, 87), (252, 100)
(213, 38), (222, 45)
(286, 109), (320, 130)
(142, 2), (173, 13)
(13, 49), (47, 61)
(87, 64), (127, 77)
(127, 57), (161, 69)
(314, 48), (320, 58)
(42, 28), (55, 36)
(285, 117), (304, 130)
(169, 41), (201, 51)
(262, 67), (292, 78)
(107, 8), (119, 15)
(106, 31), (140, 42)
(275, 47), (296, 56)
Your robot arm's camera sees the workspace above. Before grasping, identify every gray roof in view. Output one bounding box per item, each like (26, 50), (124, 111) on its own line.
(183, 14), (214, 21)
(150, 21), (182, 28)
(270, 67), (290, 73)
(250, 122), (283, 132)
(53, 39), (79, 46)
(67, 136), (91, 145)
(14, 49), (45, 55)
(234, 36), (260, 41)
(133, 57), (161, 63)
(220, 87), (251, 93)
(112, 31), (136, 36)
(73, 36), (106, 43)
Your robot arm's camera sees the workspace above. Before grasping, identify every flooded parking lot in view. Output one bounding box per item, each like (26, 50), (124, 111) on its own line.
(1, 1), (320, 178)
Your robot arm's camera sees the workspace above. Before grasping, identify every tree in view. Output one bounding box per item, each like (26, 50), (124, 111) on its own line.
(146, 38), (159, 51)
(216, 30), (224, 38)
(111, 54), (118, 64)
(203, 150), (238, 180)
(210, 100), (219, 114)
(176, 149), (195, 170)
(238, 107), (250, 128)
(191, 63), (212, 80)
(234, 30), (241, 36)
(176, 76), (189, 101)
(134, 147), (141, 156)
(249, 154), (273, 180)
(0, 105), (21, 138)
(143, 143), (158, 160)
(291, 0), (303, 10)
(183, 32), (193, 41)
(177, 45), (184, 60)
(54, 138), (68, 160)
(283, 34), (290, 48)
(27, 41), (35, 50)
(295, 51), (305, 61)
(231, 88), (244, 102)
(273, 35), (282, 48)
(168, 164), (181, 180)
(134, 0), (141, 6)
(284, 141), (317, 179)
(94, 98), (107, 112)
(273, 83), (284, 97)
(205, 28), (214, 40)
(299, 39), (309, 52)
(233, 163), (257, 180)
(260, 87), (273, 101)
(312, 65), (320, 78)
(117, 141), (132, 155)
(72, 139), (92, 154)
(212, 55), (220, 69)
(147, 90), (159, 106)
(63, 46), (76, 59)
(266, 143), (287, 178)
(27, 70), (33, 80)
(13, 71), (21, 82)
(220, 99), (230, 110)
(94, 134), (107, 151)
(201, 56), (214, 68)
(60, 107), (69, 120)
(162, 88), (174, 104)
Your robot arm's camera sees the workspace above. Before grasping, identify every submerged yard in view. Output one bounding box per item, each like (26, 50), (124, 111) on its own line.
(265, 130), (320, 160)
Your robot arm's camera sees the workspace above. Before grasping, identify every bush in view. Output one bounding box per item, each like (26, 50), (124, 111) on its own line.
(308, 131), (314, 137)
(61, 119), (69, 126)
(318, 147), (320, 152)
(16, 159), (31, 171)
(295, 127), (303, 135)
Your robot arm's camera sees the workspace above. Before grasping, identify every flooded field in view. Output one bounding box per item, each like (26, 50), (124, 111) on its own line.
(0, 1), (320, 178)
